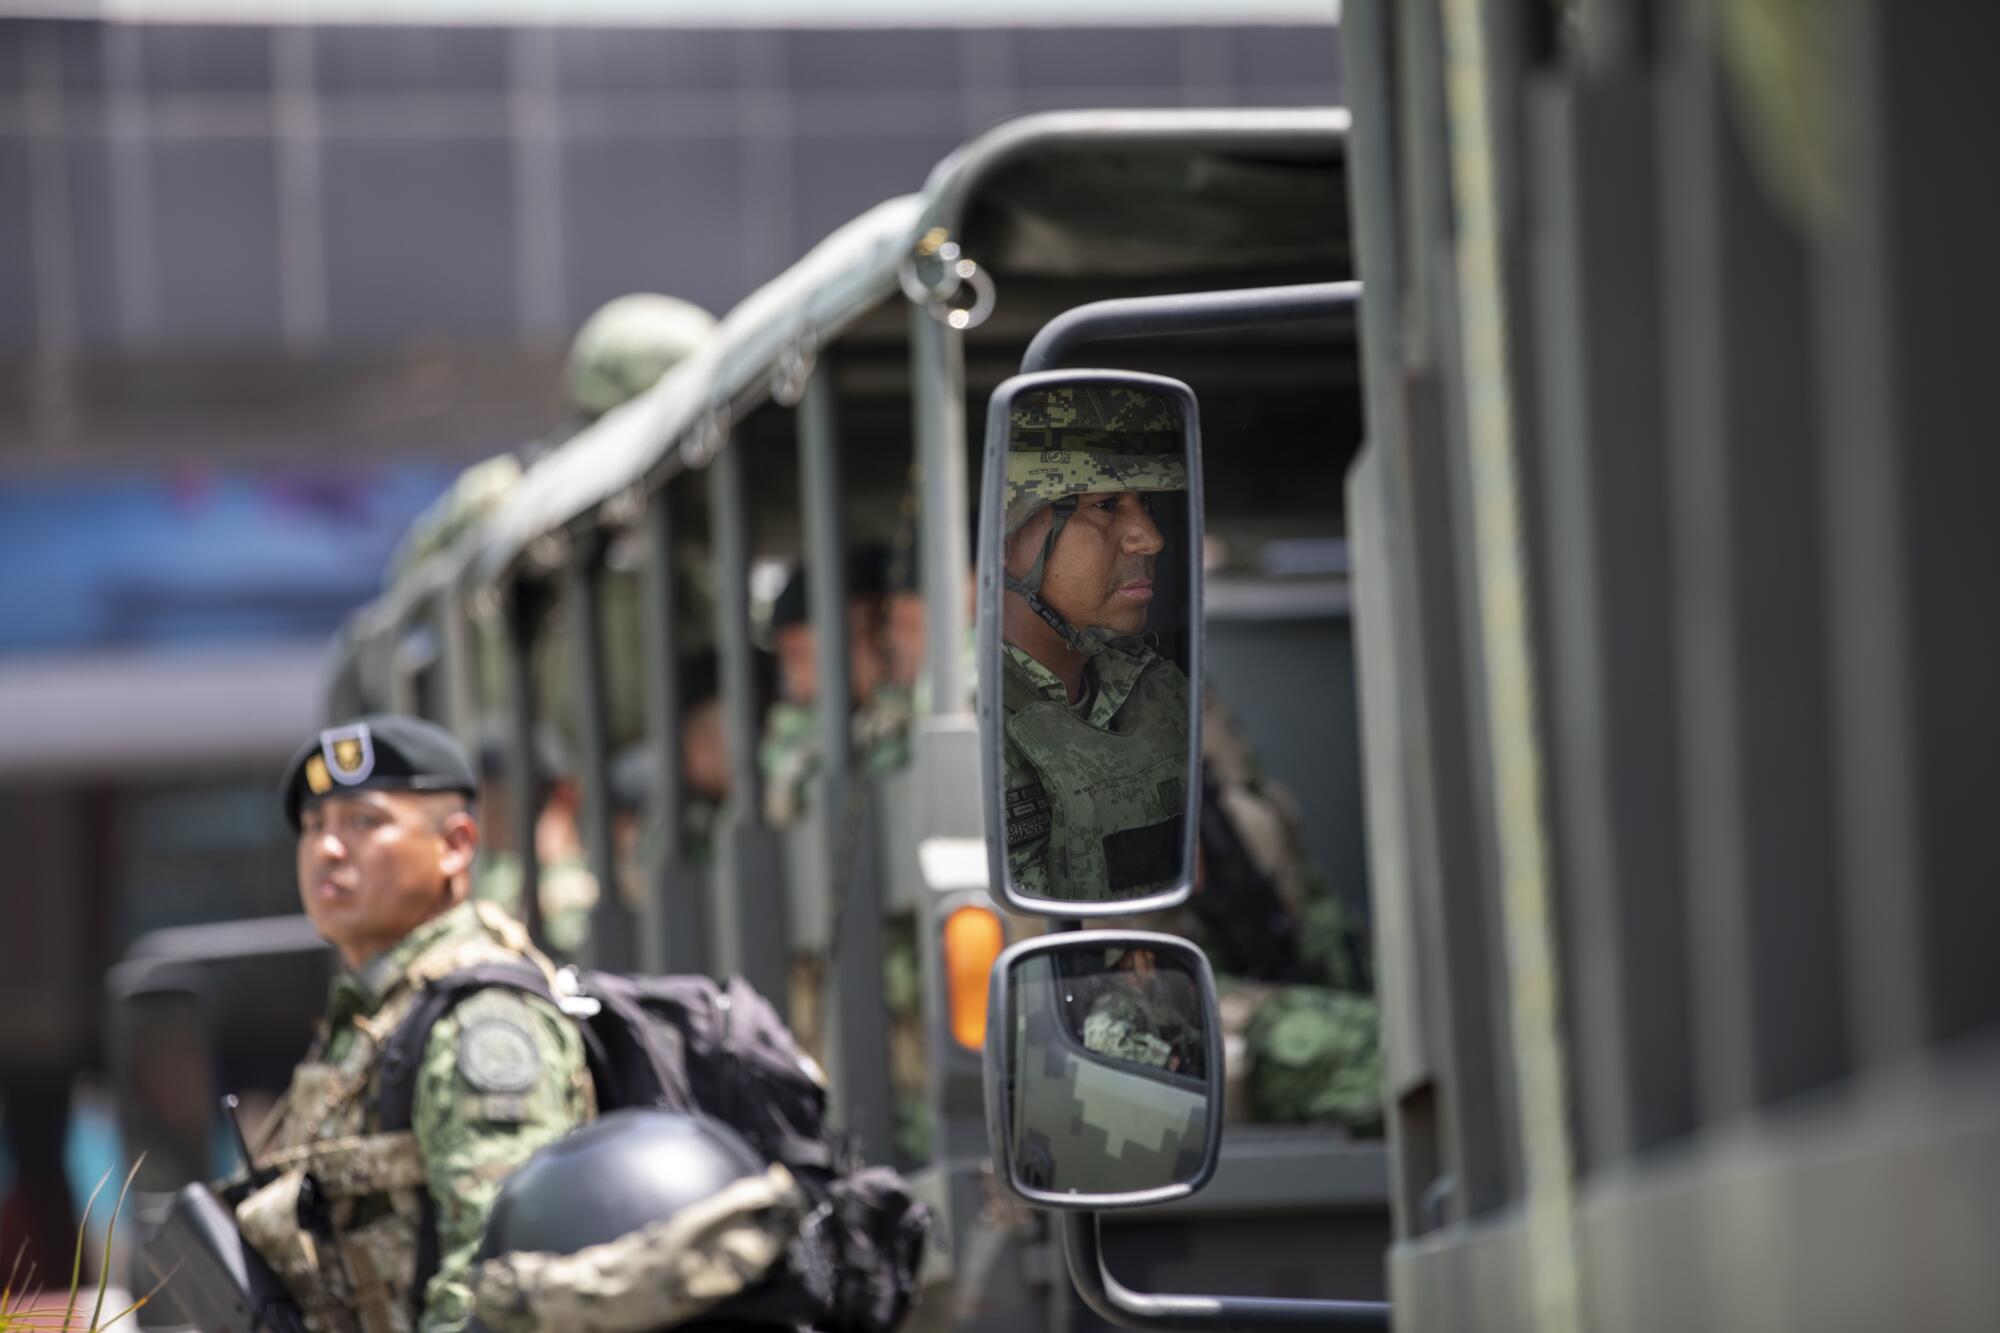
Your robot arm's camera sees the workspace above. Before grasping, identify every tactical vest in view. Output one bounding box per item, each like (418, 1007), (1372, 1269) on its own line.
(1001, 641), (1189, 901)
(236, 903), (567, 1333)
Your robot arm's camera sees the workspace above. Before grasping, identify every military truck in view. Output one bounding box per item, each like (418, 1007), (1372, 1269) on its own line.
(114, 107), (1389, 1329)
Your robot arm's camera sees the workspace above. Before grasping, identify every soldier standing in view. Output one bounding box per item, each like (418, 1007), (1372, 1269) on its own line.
(239, 715), (593, 1333)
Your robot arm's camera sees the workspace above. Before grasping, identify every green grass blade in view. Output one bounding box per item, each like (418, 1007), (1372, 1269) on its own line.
(3, 1240), (29, 1317)
(88, 1157), (145, 1331)
(64, 1167), (115, 1331)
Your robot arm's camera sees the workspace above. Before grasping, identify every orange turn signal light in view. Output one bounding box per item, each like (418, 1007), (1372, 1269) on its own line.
(943, 905), (1005, 1050)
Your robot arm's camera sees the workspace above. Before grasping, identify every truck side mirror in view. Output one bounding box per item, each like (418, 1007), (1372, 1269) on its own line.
(981, 931), (1223, 1208)
(975, 370), (1204, 916)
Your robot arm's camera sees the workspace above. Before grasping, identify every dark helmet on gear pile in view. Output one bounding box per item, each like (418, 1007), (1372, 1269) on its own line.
(567, 293), (717, 420)
(472, 1110), (832, 1333)
(1003, 383), (1186, 654)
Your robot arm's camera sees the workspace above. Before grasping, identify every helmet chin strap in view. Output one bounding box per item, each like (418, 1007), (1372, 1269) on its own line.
(1002, 497), (1109, 657)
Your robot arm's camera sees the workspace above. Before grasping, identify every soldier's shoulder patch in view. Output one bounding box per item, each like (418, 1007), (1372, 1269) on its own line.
(456, 1013), (541, 1095)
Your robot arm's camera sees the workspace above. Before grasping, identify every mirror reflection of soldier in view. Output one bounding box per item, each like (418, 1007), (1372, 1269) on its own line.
(1076, 948), (1205, 1078)
(245, 716), (594, 1333)
(999, 385), (1191, 902)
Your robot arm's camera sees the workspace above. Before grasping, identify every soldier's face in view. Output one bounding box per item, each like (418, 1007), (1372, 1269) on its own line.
(774, 600), (888, 706)
(886, 592), (926, 689)
(682, 697), (730, 800)
(1008, 491), (1165, 638)
(297, 790), (475, 967)
(774, 622), (816, 705)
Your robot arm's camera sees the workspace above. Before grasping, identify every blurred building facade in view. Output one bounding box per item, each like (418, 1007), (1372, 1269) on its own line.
(0, 10), (1339, 1275)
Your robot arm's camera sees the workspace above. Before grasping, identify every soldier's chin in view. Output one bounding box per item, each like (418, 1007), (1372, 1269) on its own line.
(1099, 607), (1149, 636)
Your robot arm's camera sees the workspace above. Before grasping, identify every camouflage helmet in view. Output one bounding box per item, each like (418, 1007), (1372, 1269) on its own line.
(1000, 382), (1185, 654)
(1003, 383), (1187, 535)
(567, 293), (716, 419)
(472, 1109), (827, 1333)
(386, 453), (522, 584)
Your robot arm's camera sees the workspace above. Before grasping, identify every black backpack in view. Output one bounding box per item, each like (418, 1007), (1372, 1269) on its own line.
(374, 963), (929, 1333)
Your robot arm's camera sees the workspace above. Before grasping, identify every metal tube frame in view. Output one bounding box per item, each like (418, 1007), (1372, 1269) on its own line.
(1020, 281), (1361, 375)
(502, 580), (545, 946)
(565, 533), (632, 971)
(912, 304), (971, 717)
(639, 487), (707, 976)
(707, 431), (790, 1002)
(798, 362), (897, 1162)
(1060, 1213), (1390, 1332)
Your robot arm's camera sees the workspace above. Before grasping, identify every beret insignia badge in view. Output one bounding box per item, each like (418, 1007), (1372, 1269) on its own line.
(319, 724), (375, 785)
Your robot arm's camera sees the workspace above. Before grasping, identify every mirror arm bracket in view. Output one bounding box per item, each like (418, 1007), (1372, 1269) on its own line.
(1019, 281), (1361, 375)
(1060, 1211), (1390, 1332)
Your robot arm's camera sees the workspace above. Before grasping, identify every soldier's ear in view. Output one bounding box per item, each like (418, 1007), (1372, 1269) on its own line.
(438, 809), (478, 877)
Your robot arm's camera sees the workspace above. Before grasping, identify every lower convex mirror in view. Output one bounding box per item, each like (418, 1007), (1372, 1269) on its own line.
(982, 931), (1222, 1209)
(976, 369), (1204, 916)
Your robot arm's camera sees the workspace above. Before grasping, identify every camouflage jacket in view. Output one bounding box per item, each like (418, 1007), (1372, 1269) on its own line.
(1081, 986), (1199, 1074)
(758, 701), (821, 827)
(473, 851), (601, 958)
(239, 901), (594, 1333)
(760, 694), (915, 827)
(1001, 640), (1189, 902)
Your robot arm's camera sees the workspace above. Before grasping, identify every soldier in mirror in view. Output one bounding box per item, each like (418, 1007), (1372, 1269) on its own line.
(999, 384), (1191, 902)
(1074, 947), (1206, 1078)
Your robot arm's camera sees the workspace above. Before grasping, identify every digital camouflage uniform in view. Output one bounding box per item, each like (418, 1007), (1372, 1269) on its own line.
(1001, 384), (1185, 541)
(1100, 689), (1383, 1129)
(1002, 641), (1189, 902)
(236, 901), (594, 1333)
(1080, 984), (1202, 1074)
(1200, 689), (1380, 1125)
(475, 850), (602, 959)
(760, 694), (914, 829)
(1240, 987), (1382, 1128)
(757, 700), (822, 829)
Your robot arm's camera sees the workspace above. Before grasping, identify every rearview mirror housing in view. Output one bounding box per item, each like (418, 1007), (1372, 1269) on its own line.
(981, 930), (1224, 1210)
(975, 369), (1205, 917)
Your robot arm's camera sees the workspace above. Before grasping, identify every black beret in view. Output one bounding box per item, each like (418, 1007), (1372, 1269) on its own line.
(281, 714), (478, 831)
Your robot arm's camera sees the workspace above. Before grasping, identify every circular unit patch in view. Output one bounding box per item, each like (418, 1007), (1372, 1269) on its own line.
(457, 1017), (541, 1094)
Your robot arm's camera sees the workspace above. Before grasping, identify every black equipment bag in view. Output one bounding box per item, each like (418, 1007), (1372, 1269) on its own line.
(375, 963), (927, 1333)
